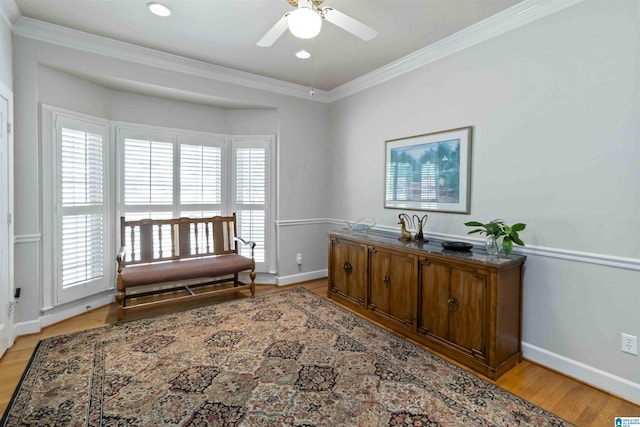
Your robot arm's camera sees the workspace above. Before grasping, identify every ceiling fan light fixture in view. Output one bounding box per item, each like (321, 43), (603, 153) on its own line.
(147, 2), (171, 17)
(288, 7), (322, 39)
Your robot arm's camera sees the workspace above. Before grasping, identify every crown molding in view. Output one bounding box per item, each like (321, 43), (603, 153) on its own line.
(10, 0), (584, 104)
(12, 16), (332, 103)
(0, 0), (19, 29)
(328, 0), (585, 101)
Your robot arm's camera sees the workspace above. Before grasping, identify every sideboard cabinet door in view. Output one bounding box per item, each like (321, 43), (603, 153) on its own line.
(448, 267), (488, 361)
(368, 246), (416, 330)
(328, 237), (367, 306)
(418, 259), (488, 362)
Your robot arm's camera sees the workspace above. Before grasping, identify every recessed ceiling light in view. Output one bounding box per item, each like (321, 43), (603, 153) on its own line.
(147, 2), (171, 17)
(296, 50), (311, 59)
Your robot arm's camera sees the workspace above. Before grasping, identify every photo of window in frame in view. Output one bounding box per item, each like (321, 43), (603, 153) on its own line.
(384, 126), (472, 214)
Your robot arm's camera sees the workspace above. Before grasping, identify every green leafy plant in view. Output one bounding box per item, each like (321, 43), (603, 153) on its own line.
(464, 219), (526, 256)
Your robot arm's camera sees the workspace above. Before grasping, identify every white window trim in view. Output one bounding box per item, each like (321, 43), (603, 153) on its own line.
(41, 105), (114, 310)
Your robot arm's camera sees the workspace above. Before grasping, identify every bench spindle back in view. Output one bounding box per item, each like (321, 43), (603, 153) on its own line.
(120, 215), (239, 266)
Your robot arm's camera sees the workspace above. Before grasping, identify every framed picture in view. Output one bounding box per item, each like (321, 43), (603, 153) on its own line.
(384, 126), (472, 213)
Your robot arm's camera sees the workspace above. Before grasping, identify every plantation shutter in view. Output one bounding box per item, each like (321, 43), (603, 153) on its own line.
(124, 138), (174, 206)
(55, 116), (109, 303)
(232, 137), (270, 266)
(179, 142), (223, 218)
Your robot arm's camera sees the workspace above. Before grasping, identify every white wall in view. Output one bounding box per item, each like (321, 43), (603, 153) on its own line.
(108, 90), (232, 133)
(274, 97), (331, 282)
(329, 0), (640, 403)
(0, 7), (11, 89)
(227, 109), (278, 135)
(12, 34), (331, 329)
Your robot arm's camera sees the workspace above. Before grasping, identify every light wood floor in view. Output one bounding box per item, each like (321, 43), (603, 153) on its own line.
(1, 279), (638, 425)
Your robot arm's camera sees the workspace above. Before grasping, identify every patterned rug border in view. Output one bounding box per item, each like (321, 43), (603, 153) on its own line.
(1, 339), (44, 426)
(1, 287), (573, 426)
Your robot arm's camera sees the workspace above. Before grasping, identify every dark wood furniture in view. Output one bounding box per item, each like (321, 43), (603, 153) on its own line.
(116, 214), (256, 321)
(328, 230), (526, 380)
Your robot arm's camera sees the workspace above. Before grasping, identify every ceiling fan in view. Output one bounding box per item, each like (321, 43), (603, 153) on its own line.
(257, 0), (378, 47)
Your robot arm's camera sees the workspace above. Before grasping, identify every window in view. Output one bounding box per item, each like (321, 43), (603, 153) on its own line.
(233, 138), (268, 263)
(118, 127), (272, 271)
(43, 111), (273, 310)
(54, 116), (110, 303)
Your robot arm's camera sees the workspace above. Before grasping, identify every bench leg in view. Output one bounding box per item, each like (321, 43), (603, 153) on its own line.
(115, 275), (126, 321)
(250, 270), (256, 296)
(115, 295), (125, 321)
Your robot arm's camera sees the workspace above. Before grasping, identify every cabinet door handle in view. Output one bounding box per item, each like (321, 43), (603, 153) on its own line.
(448, 297), (458, 312)
(383, 275), (390, 288)
(343, 262), (353, 274)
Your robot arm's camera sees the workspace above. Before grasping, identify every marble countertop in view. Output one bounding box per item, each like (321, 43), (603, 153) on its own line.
(330, 229), (526, 267)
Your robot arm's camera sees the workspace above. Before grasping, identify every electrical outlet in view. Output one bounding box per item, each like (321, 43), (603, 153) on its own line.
(621, 333), (637, 356)
(296, 253), (302, 265)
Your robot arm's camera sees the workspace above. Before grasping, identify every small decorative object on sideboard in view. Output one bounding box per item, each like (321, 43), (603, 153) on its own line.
(413, 214), (428, 241)
(398, 213), (413, 241)
(346, 217), (376, 233)
(441, 241), (473, 252)
(464, 219), (526, 256)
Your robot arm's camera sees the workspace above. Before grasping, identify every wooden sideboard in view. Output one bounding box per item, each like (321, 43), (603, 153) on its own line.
(328, 230), (526, 380)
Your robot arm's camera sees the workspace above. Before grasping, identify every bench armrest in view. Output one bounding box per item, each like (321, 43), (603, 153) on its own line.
(116, 246), (127, 273)
(235, 236), (256, 259)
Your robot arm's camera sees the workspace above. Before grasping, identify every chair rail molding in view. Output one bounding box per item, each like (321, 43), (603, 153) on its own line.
(276, 218), (333, 227)
(14, 233), (41, 244)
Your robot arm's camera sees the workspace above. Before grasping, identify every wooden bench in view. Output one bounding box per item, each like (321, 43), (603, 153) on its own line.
(115, 214), (256, 321)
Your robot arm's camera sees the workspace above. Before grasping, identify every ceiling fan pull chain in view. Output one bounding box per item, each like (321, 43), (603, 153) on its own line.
(309, 37), (315, 96)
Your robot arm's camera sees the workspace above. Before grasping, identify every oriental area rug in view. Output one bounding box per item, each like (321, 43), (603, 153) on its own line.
(1, 288), (572, 426)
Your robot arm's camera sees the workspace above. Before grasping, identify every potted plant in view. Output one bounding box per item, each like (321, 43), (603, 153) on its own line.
(464, 219), (526, 256)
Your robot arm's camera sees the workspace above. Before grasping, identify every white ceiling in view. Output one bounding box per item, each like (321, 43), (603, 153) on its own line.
(12, 0), (525, 92)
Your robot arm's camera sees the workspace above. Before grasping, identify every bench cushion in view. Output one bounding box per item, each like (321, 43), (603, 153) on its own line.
(120, 254), (254, 288)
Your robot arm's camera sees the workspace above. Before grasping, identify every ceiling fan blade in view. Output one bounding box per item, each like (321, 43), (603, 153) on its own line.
(257, 14), (289, 47)
(322, 8), (377, 41)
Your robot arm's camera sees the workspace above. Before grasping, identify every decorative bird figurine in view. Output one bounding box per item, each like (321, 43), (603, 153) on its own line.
(398, 213), (413, 241)
(413, 214), (428, 241)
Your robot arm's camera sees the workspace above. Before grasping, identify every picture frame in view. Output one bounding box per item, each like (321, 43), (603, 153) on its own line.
(384, 126), (472, 214)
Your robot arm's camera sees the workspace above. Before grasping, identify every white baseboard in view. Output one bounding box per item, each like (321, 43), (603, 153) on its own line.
(255, 273), (276, 285)
(276, 269), (328, 286)
(13, 319), (41, 337)
(523, 342), (640, 405)
(238, 271), (277, 285)
(14, 292), (115, 337)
